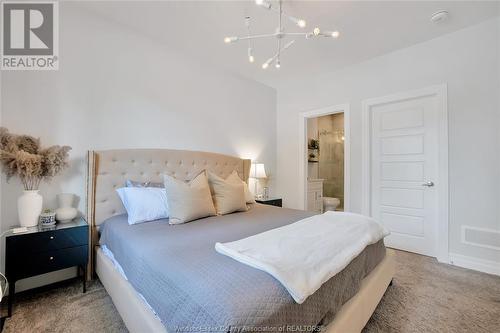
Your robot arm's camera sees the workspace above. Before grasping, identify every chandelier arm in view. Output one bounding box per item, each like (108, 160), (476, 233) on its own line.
(277, 38), (281, 64)
(282, 32), (309, 36)
(266, 2), (305, 27)
(279, 40), (295, 54)
(262, 39), (295, 68)
(278, 0), (282, 32)
(276, 0), (282, 64)
(272, 39), (296, 61)
(237, 33), (277, 41)
(245, 17), (252, 48)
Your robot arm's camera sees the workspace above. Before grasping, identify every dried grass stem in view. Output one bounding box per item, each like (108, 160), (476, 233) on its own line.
(0, 128), (71, 190)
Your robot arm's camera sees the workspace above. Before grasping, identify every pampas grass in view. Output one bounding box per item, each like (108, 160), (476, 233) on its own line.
(0, 128), (71, 190)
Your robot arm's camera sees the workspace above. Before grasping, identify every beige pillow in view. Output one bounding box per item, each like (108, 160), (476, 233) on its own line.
(208, 172), (248, 215)
(226, 170), (256, 204)
(163, 171), (216, 224)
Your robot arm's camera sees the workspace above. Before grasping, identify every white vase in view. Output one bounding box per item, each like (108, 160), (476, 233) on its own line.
(56, 193), (78, 223)
(18, 190), (43, 227)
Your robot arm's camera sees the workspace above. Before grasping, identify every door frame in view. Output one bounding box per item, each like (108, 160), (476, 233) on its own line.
(298, 103), (350, 212)
(361, 85), (449, 263)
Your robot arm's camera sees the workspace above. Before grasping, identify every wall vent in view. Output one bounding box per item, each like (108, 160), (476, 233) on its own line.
(461, 226), (500, 251)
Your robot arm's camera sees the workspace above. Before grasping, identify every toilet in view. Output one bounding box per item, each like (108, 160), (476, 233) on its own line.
(323, 197), (340, 212)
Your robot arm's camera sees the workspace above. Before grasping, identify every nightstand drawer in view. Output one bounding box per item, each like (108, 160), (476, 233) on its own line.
(14, 246), (88, 280)
(7, 226), (88, 254)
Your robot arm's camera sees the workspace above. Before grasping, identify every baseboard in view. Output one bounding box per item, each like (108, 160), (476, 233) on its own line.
(448, 253), (500, 276)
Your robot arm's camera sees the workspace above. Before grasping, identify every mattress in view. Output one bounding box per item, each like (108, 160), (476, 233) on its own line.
(99, 204), (386, 333)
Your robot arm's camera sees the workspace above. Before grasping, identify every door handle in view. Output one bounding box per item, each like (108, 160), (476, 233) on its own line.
(422, 181), (435, 187)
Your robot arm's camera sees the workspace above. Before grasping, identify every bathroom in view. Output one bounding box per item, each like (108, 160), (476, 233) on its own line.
(306, 112), (345, 213)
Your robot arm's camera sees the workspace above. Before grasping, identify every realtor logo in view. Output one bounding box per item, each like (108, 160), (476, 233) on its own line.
(1, 1), (59, 70)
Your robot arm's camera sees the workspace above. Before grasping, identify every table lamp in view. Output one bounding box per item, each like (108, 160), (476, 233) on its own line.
(250, 163), (267, 199)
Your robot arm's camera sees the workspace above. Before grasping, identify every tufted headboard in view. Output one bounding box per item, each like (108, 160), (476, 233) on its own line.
(86, 149), (251, 278)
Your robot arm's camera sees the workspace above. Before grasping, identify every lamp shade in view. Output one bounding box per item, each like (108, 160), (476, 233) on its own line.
(0, 273), (6, 302)
(250, 163), (267, 179)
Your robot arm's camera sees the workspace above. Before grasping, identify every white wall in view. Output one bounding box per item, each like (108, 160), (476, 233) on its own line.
(277, 18), (500, 266)
(0, 4), (276, 290)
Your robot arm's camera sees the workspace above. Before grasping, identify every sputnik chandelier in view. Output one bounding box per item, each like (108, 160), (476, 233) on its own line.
(224, 0), (340, 70)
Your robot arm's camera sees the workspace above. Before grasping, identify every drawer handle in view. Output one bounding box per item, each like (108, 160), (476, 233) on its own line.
(49, 256), (54, 260)
(49, 236), (55, 240)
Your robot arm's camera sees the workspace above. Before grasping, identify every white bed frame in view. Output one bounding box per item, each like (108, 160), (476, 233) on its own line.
(87, 149), (395, 333)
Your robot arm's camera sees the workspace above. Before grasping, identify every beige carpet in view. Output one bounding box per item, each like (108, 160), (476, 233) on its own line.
(2, 250), (500, 333)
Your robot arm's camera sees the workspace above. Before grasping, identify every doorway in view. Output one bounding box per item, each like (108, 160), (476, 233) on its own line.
(299, 104), (350, 214)
(362, 85), (449, 262)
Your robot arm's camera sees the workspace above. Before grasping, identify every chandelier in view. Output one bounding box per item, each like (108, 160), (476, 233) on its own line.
(224, 0), (340, 69)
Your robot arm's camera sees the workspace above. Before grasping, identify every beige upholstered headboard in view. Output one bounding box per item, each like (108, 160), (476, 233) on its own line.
(86, 149), (251, 278)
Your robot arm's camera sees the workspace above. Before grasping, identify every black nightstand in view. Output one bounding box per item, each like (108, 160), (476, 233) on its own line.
(4, 217), (88, 317)
(255, 198), (282, 207)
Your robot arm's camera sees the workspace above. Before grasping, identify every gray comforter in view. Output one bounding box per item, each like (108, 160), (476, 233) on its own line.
(100, 204), (386, 333)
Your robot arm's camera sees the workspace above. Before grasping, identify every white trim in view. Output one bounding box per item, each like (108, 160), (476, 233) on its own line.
(361, 85), (449, 263)
(461, 225), (500, 251)
(449, 253), (500, 276)
(298, 104), (350, 211)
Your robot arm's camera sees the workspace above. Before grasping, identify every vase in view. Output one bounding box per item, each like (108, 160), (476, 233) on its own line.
(18, 190), (43, 227)
(55, 193), (78, 223)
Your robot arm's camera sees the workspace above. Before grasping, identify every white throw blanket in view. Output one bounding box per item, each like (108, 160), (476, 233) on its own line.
(215, 211), (389, 304)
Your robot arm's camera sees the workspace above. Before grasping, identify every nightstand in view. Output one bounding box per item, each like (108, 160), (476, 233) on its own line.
(255, 198), (282, 207)
(4, 217), (88, 317)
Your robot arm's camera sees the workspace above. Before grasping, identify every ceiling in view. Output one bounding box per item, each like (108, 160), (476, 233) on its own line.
(77, 1), (500, 88)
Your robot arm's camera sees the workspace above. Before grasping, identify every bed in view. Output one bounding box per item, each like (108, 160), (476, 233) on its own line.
(86, 149), (395, 333)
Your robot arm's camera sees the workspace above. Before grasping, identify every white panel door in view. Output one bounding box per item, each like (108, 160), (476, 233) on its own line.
(371, 96), (438, 257)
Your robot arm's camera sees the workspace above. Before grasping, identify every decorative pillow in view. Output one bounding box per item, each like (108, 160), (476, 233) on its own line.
(163, 171), (216, 224)
(226, 170), (256, 204)
(125, 180), (163, 188)
(208, 172), (248, 215)
(116, 187), (169, 225)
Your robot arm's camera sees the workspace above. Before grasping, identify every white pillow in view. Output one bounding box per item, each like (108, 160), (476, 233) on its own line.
(163, 171), (216, 224)
(116, 187), (169, 225)
(208, 172), (248, 215)
(226, 170), (256, 204)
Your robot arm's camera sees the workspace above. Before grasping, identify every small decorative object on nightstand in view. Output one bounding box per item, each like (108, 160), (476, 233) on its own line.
(4, 217), (88, 317)
(39, 209), (57, 227)
(256, 197), (282, 207)
(55, 193), (78, 223)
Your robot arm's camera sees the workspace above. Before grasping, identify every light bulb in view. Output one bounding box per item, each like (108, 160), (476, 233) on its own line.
(275, 60), (281, 69)
(313, 27), (320, 36)
(289, 16), (307, 28)
(331, 31), (340, 38)
(255, 0), (271, 9)
(224, 36), (237, 44)
(247, 47), (254, 63)
(262, 56), (273, 69)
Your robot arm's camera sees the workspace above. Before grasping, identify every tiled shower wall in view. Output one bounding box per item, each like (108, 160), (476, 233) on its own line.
(318, 113), (344, 207)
